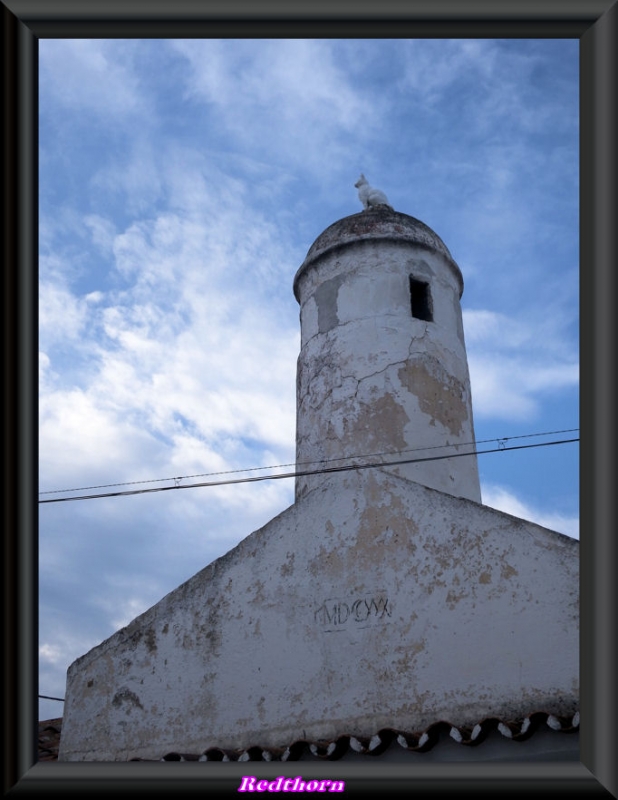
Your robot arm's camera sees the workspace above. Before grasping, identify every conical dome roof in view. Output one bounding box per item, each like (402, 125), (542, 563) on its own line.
(294, 206), (462, 301)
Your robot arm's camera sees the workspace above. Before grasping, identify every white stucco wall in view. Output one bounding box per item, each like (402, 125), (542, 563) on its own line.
(293, 209), (481, 504)
(59, 469), (578, 761)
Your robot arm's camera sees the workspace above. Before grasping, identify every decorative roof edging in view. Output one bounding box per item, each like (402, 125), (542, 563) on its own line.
(129, 710), (580, 763)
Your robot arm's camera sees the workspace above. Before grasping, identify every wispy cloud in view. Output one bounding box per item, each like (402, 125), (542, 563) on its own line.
(39, 147), (301, 513)
(39, 39), (146, 119)
(171, 39), (379, 175)
(464, 309), (578, 420)
(482, 484), (579, 539)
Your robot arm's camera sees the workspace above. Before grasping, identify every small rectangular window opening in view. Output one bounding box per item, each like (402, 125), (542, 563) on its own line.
(409, 277), (433, 322)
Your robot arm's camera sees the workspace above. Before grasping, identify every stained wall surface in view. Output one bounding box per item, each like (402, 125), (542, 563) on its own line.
(59, 469), (579, 761)
(293, 209), (481, 503)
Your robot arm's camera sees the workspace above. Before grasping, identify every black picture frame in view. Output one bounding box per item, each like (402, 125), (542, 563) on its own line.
(3, 1), (616, 796)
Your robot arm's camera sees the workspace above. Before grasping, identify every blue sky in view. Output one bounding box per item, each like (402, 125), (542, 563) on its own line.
(38, 38), (579, 722)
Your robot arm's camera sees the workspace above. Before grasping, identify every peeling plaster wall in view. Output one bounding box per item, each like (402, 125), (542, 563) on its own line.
(59, 471), (578, 761)
(294, 210), (481, 503)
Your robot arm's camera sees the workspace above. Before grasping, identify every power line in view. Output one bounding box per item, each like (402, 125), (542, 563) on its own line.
(39, 437), (578, 505)
(39, 428), (579, 497)
(39, 694), (65, 702)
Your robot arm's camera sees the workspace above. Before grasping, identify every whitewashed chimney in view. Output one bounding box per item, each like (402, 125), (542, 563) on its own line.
(293, 206), (481, 503)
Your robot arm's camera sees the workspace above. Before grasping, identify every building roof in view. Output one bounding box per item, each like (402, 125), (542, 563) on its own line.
(58, 470), (579, 761)
(41, 710), (579, 763)
(293, 206), (463, 301)
(38, 718), (63, 762)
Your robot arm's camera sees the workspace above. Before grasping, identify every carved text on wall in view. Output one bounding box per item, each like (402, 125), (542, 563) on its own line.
(314, 593), (392, 632)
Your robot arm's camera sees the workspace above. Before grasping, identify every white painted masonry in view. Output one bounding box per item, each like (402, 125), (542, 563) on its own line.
(58, 206), (578, 762)
(294, 208), (481, 503)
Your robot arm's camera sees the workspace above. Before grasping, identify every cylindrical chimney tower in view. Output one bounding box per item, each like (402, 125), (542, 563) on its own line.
(293, 206), (481, 503)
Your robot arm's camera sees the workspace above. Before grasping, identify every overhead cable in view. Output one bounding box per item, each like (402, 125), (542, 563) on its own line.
(39, 428), (579, 496)
(39, 437), (578, 505)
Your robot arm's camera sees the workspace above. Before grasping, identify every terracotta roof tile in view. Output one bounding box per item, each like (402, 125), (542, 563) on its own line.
(38, 718), (63, 762)
(127, 710), (579, 762)
(39, 710), (578, 762)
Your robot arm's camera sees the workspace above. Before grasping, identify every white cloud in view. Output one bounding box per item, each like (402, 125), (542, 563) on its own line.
(91, 574), (169, 633)
(91, 138), (164, 215)
(84, 215), (117, 255)
(171, 39), (377, 173)
(399, 39), (500, 101)
(464, 309), (531, 349)
(39, 280), (89, 346)
(175, 39), (365, 127)
(39, 166), (300, 503)
(400, 39), (576, 139)
(482, 484), (579, 539)
(39, 385), (162, 492)
(39, 643), (64, 666)
(468, 353), (578, 420)
(464, 309), (578, 421)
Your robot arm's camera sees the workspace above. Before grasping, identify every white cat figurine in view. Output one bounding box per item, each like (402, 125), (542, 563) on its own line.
(354, 174), (392, 210)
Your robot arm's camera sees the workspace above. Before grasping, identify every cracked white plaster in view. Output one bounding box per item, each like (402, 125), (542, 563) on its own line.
(294, 214), (480, 502)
